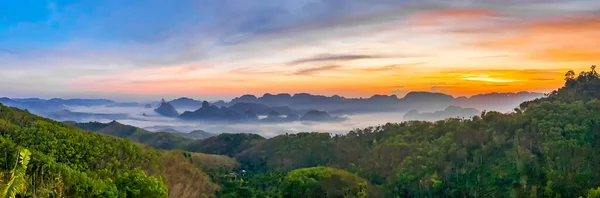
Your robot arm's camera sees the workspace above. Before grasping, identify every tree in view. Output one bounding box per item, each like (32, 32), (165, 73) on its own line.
(114, 169), (168, 198)
(282, 167), (369, 198)
(588, 187), (600, 198)
(1, 149), (31, 198)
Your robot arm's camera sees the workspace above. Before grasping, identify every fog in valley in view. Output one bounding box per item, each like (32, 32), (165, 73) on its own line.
(2, 91), (543, 137)
(66, 105), (406, 137)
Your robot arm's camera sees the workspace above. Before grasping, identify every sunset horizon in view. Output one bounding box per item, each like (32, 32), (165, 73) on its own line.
(2, 0), (599, 101)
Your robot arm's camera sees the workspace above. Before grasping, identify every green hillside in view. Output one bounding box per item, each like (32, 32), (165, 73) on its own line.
(65, 121), (192, 150)
(67, 121), (264, 158)
(0, 104), (229, 198)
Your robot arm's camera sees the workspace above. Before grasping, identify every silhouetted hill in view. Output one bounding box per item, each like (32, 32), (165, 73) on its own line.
(180, 101), (297, 122)
(155, 100), (179, 117)
(225, 91), (541, 113)
(107, 102), (143, 107)
(228, 103), (273, 115)
(231, 94), (258, 103)
(0, 97), (115, 115)
(272, 106), (294, 115)
(455, 91), (544, 112)
(286, 113), (300, 122)
(261, 110), (285, 123)
(43, 98), (115, 106)
(0, 97), (19, 108)
(259, 93), (293, 106)
(367, 94), (399, 104)
(169, 97), (203, 109)
(300, 110), (345, 122)
(48, 109), (128, 121)
(179, 101), (227, 120)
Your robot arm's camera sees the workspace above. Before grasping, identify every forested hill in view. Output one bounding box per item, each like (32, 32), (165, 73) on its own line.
(4, 67), (600, 197)
(0, 103), (237, 197)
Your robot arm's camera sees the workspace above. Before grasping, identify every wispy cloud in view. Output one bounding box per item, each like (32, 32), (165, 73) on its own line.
(294, 65), (342, 75)
(462, 75), (519, 83)
(289, 54), (384, 65)
(362, 62), (427, 72)
(463, 13), (600, 62)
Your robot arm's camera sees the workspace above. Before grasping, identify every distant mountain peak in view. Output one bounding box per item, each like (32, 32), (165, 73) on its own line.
(154, 101), (179, 117)
(168, 97), (203, 109)
(202, 101), (211, 108)
(174, 97), (194, 100)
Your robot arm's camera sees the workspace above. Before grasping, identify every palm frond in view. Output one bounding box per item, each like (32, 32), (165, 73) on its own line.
(1, 148), (31, 198)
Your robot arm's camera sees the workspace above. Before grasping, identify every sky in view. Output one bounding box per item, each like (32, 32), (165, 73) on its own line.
(1, 0), (599, 101)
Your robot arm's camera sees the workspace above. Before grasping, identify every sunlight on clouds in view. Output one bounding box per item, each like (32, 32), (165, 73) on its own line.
(63, 4), (600, 99)
(462, 75), (519, 83)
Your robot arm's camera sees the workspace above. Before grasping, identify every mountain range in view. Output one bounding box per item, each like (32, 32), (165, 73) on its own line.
(177, 101), (344, 123)
(0, 91), (543, 123)
(225, 91), (543, 113)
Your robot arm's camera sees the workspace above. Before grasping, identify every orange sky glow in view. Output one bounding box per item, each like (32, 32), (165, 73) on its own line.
(67, 8), (598, 100)
(4, 2), (598, 101)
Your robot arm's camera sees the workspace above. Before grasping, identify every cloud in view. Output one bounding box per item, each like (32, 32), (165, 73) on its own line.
(2, 0), (599, 99)
(466, 13), (600, 62)
(362, 62), (427, 72)
(407, 8), (500, 27)
(462, 74), (519, 83)
(404, 5), (600, 63)
(289, 54), (384, 65)
(229, 66), (287, 75)
(470, 55), (508, 59)
(530, 78), (556, 81)
(294, 65), (342, 75)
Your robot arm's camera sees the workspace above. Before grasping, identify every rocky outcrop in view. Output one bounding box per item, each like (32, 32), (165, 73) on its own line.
(154, 99), (179, 117)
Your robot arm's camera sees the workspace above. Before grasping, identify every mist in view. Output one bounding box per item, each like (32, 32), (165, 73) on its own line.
(65, 105), (407, 137)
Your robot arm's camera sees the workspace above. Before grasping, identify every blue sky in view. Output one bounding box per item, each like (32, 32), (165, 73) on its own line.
(1, 0), (599, 101)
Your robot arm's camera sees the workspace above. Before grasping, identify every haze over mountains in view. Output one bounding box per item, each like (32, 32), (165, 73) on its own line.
(158, 91), (542, 114)
(0, 91), (543, 136)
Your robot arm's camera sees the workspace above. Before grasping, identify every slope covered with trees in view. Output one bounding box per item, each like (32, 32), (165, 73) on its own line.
(0, 104), (225, 197)
(65, 121), (193, 150)
(68, 120), (265, 157)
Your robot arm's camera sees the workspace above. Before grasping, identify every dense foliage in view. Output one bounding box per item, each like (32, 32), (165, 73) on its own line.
(282, 167), (369, 198)
(184, 133), (265, 157)
(0, 104), (222, 197)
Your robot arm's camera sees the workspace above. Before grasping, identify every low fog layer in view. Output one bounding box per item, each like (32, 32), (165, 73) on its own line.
(1, 91), (543, 137)
(67, 105), (405, 137)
